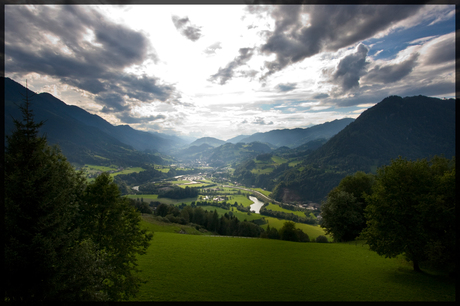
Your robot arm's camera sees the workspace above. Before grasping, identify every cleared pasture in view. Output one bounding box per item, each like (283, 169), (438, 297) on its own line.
(131, 227), (455, 301)
(265, 203), (307, 217)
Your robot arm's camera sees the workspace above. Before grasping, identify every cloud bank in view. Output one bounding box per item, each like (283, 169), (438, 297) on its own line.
(5, 5), (175, 122)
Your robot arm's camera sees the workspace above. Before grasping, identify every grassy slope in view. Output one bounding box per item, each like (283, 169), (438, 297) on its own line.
(132, 223), (455, 301)
(265, 203), (307, 217)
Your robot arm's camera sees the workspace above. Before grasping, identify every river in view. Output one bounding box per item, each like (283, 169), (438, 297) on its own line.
(249, 196), (265, 214)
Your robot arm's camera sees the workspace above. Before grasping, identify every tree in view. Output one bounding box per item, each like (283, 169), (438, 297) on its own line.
(279, 221), (298, 242)
(320, 189), (361, 242)
(4, 91), (103, 301)
(78, 172), (153, 300)
(360, 156), (455, 272)
(315, 235), (329, 243)
(320, 171), (374, 242)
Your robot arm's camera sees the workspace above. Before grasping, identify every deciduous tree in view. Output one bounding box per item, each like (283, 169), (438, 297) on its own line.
(78, 172), (153, 300)
(320, 171), (374, 242)
(360, 156), (455, 272)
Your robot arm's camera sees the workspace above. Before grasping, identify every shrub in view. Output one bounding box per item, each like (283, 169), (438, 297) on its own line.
(296, 229), (310, 242)
(316, 235), (329, 243)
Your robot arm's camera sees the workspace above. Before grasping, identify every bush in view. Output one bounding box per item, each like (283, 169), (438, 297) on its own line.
(316, 235), (329, 243)
(296, 229), (310, 242)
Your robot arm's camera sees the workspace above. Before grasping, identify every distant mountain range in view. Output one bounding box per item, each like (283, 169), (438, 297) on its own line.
(269, 95), (455, 203)
(235, 118), (355, 148)
(171, 118), (354, 165)
(4, 77), (353, 168)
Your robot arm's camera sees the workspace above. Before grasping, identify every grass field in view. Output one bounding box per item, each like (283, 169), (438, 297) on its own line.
(114, 167), (144, 176)
(199, 206), (265, 223)
(82, 164), (145, 178)
(126, 194), (159, 201)
(261, 217), (328, 241)
(130, 222), (455, 301)
(177, 183), (209, 188)
(252, 188), (272, 197)
(265, 203), (307, 217)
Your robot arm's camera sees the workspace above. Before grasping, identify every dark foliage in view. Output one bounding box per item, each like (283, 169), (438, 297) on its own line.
(158, 186), (199, 199)
(361, 156), (455, 273)
(320, 171), (375, 242)
(315, 235), (329, 243)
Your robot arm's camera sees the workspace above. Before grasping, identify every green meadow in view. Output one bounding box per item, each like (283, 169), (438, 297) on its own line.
(126, 194), (159, 201)
(131, 219), (455, 301)
(265, 203), (307, 217)
(252, 188), (272, 197)
(261, 217), (328, 241)
(82, 164), (145, 177)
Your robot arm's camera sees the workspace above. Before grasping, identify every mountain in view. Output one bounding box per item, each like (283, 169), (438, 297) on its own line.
(238, 118), (355, 148)
(226, 134), (251, 143)
(270, 95), (455, 203)
(4, 77), (175, 165)
(207, 142), (273, 167)
(172, 143), (215, 162)
(188, 137), (227, 148)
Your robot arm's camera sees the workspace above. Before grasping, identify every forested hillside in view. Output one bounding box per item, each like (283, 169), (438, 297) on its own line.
(269, 95), (455, 203)
(4, 77), (171, 166)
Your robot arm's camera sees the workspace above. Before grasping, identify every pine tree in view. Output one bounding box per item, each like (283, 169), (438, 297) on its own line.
(4, 86), (104, 301)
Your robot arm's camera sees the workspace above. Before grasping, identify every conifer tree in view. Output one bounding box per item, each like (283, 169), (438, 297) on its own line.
(4, 86), (104, 301)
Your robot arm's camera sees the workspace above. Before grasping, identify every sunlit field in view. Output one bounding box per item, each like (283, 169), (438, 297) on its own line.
(131, 219), (455, 301)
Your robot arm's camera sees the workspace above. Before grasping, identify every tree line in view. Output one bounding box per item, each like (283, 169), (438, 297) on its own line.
(158, 185), (199, 199)
(5, 96), (153, 301)
(320, 156), (455, 274)
(259, 207), (317, 225)
(153, 202), (316, 243)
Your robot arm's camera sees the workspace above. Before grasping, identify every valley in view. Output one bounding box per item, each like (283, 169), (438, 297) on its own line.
(4, 77), (456, 301)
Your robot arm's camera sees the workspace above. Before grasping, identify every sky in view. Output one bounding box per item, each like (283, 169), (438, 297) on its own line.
(4, 4), (456, 141)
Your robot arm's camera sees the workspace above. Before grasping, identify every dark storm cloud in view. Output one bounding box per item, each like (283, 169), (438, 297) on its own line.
(400, 81), (455, 97)
(423, 36), (455, 65)
(5, 5), (175, 120)
(313, 93), (329, 99)
(116, 112), (166, 124)
(98, 93), (130, 113)
(331, 44), (369, 93)
(256, 5), (423, 78)
(172, 15), (202, 42)
(276, 83), (297, 92)
(364, 53), (419, 84)
(209, 48), (255, 85)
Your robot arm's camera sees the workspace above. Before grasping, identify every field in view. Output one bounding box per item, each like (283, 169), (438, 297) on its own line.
(265, 203), (307, 217)
(261, 217), (327, 241)
(81, 164), (145, 178)
(130, 220), (455, 301)
(126, 194), (159, 201)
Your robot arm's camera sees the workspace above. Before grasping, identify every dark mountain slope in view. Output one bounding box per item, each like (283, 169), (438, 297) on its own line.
(307, 95), (455, 172)
(271, 95), (455, 203)
(4, 77), (165, 166)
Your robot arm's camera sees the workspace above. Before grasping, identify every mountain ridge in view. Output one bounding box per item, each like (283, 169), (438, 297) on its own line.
(269, 95), (455, 203)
